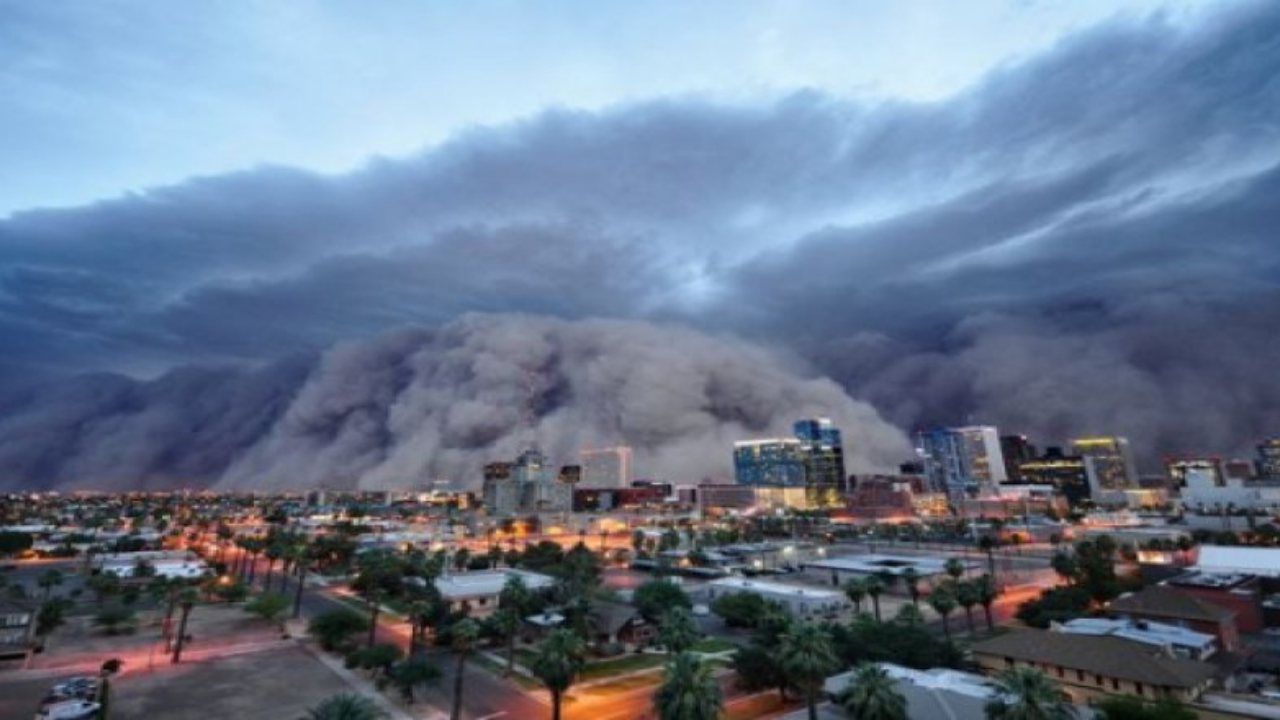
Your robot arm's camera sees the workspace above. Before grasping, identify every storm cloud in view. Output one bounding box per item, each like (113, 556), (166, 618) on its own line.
(1, 2), (1279, 486)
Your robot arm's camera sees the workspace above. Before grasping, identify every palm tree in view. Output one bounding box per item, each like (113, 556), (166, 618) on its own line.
(900, 568), (921, 608)
(978, 535), (999, 582)
(843, 578), (866, 615)
(290, 544), (311, 619)
(37, 569), (64, 601)
(779, 621), (838, 720)
(492, 607), (522, 674)
(837, 663), (908, 720)
(984, 666), (1075, 720)
(956, 580), (979, 635)
(449, 618), (480, 720)
(928, 585), (957, 644)
(976, 574), (999, 631)
(170, 587), (200, 664)
(863, 575), (885, 622)
(530, 628), (586, 720)
(654, 652), (722, 720)
(366, 588), (385, 648)
(304, 693), (386, 720)
(658, 607), (700, 654)
(945, 557), (966, 582)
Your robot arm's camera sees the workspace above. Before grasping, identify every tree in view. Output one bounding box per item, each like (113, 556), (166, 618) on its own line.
(245, 591), (290, 632)
(634, 579), (692, 622)
(944, 557), (966, 582)
(978, 535), (999, 581)
(711, 590), (768, 628)
(900, 568), (921, 608)
(1014, 586), (1091, 629)
(350, 643), (402, 679)
(0, 531), (33, 557)
(836, 663), (909, 720)
(171, 587), (199, 663)
(387, 655), (440, 704)
(863, 575), (885, 622)
(968, 574), (997, 629)
(448, 618), (479, 720)
(87, 572), (122, 606)
(779, 621), (839, 720)
(984, 666), (1075, 720)
(657, 607), (700, 654)
(309, 608), (369, 651)
(530, 628), (586, 720)
(654, 652), (723, 720)
(37, 569), (64, 601)
(928, 585), (957, 643)
(731, 642), (786, 696)
(95, 606), (137, 635)
(844, 578), (867, 615)
(1094, 695), (1196, 720)
(304, 693), (386, 720)
(956, 580), (979, 635)
(1050, 553), (1077, 585)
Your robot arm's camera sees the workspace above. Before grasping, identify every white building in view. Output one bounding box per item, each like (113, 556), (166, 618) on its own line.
(1056, 617), (1217, 660)
(580, 446), (632, 489)
(434, 569), (554, 617)
(706, 577), (847, 618)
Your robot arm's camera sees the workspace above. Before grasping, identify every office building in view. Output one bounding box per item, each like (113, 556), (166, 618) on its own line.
(1258, 438), (1280, 479)
(1071, 436), (1138, 491)
(1012, 447), (1097, 505)
(733, 438), (807, 487)
(579, 446), (632, 488)
(917, 426), (1008, 503)
(794, 418), (846, 507)
(482, 446), (573, 516)
(999, 434), (1037, 478)
(1165, 457), (1224, 488)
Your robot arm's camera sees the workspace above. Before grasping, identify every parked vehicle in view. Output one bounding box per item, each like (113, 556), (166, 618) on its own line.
(34, 700), (100, 720)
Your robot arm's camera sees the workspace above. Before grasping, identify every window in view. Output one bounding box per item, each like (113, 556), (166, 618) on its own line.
(1005, 657), (1015, 668)
(1056, 667), (1064, 678)
(1111, 679), (1120, 691)
(1136, 683), (1144, 696)
(1076, 670), (1085, 682)
(1096, 675), (1104, 686)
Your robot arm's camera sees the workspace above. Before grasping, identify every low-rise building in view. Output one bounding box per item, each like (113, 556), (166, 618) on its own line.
(1056, 617), (1217, 660)
(433, 568), (554, 617)
(972, 629), (1217, 704)
(706, 577), (847, 618)
(0, 599), (34, 659)
(1110, 585), (1241, 652)
(802, 553), (979, 589)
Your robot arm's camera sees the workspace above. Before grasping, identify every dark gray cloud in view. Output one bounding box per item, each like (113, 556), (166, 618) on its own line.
(1, 1), (1278, 486)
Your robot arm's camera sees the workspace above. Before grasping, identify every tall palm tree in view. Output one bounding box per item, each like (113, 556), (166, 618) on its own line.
(365, 588), (385, 648)
(449, 618), (480, 720)
(863, 575), (885, 622)
(779, 621), (838, 720)
(837, 663), (908, 720)
(978, 535), (999, 582)
(530, 628), (586, 720)
(304, 693), (386, 720)
(654, 652), (722, 720)
(843, 578), (866, 615)
(492, 607), (521, 675)
(657, 607), (700, 655)
(928, 585), (957, 644)
(900, 568), (921, 608)
(984, 666), (1075, 720)
(291, 544), (311, 619)
(976, 574), (999, 631)
(944, 557), (966, 583)
(37, 569), (64, 602)
(170, 587), (200, 664)
(956, 580), (979, 635)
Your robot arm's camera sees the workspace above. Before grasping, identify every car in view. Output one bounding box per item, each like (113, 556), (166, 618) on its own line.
(50, 677), (97, 693)
(34, 700), (100, 720)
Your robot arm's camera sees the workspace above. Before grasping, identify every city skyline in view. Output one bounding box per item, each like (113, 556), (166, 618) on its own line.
(2, 1), (1280, 490)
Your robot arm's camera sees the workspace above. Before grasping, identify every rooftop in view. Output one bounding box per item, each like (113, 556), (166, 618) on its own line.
(804, 553), (978, 576)
(434, 569), (554, 600)
(1110, 585), (1236, 623)
(972, 629), (1218, 688)
(1058, 617), (1216, 653)
(1195, 545), (1280, 578)
(708, 576), (845, 600)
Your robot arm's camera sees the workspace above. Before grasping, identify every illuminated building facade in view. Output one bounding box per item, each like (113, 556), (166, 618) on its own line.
(794, 418), (846, 507)
(1258, 439), (1280, 479)
(1165, 457), (1224, 488)
(917, 425), (1008, 503)
(482, 447), (573, 516)
(733, 438), (806, 487)
(1013, 447), (1097, 505)
(579, 446), (632, 488)
(1071, 436), (1138, 491)
(1000, 434), (1037, 478)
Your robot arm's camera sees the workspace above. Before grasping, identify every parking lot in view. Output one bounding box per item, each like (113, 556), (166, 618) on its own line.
(0, 645), (365, 720)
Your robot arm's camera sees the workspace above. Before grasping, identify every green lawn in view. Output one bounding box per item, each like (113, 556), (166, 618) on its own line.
(690, 638), (736, 654)
(577, 652), (669, 681)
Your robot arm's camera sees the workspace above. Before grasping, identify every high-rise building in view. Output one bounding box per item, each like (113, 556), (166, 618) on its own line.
(917, 426), (1008, 503)
(793, 418), (846, 507)
(1070, 436), (1138, 491)
(1257, 439), (1280, 479)
(483, 447), (572, 516)
(1013, 447), (1097, 505)
(1165, 456), (1224, 488)
(579, 446), (632, 488)
(1000, 435), (1037, 479)
(733, 439), (807, 487)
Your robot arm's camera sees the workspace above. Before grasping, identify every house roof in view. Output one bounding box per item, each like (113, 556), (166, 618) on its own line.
(972, 630), (1218, 688)
(589, 601), (643, 636)
(1196, 545), (1280, 577)
(1110, 585), (1236, 623)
